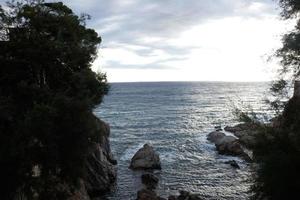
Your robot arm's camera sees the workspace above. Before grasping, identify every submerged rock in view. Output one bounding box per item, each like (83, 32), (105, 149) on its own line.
(130, 144), (161, 170)
(225, 160), (240, 169)
(214, 125), (222, 131)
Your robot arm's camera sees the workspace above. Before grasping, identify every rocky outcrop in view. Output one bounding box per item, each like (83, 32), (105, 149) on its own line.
(14, 117), (117, 200)
(130, 144), (161, 170)
(136, 171), (203, 200)
(137, 190), (203, 200)
(224, 123), (260, 148)
(141, 174), (159, 190)
(137, 189), (203, 200)
(84, 117), (117, 197)
(137, 189), (166, 200)
(207, 131), (226, 144)
(207, 131), (251, 161)
(173, 191), (203, 200)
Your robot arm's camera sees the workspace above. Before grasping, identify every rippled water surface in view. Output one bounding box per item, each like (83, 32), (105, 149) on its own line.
(94, 82), (270, 200)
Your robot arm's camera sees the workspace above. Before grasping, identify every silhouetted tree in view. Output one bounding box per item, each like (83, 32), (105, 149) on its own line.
(0, 1), (108, 199)
(251, 0), (300, 199)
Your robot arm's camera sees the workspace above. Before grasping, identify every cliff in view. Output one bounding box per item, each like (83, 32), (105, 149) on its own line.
(13, 117), (117, 200)
(66, 117), (117, 200)
(84, 117), (117, 198)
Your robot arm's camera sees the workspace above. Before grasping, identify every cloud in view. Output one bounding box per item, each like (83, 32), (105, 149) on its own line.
(57, 0), (279, 71)
(0, 0), (288, 81)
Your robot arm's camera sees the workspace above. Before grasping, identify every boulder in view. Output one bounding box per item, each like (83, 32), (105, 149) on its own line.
(207, 131), (226, 144)
(215, 136), (242, 155)
(141, 174), (159, 190)
(130, 144), (161, 170)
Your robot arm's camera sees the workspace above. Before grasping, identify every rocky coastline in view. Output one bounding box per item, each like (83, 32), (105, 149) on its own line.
(83, 119), (258, 200)
(71, 117), (117, 200)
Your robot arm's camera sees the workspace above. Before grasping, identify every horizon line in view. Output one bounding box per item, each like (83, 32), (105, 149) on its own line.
(108, 80), (272, 84)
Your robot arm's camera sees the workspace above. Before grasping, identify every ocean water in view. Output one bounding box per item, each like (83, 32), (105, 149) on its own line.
(93, 82), (271, 200)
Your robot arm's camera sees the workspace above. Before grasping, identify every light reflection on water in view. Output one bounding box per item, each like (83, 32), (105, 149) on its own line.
(94, 82), (271, 200)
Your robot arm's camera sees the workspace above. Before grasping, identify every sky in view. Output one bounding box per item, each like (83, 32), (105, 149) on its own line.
(1, 0), (295, 82)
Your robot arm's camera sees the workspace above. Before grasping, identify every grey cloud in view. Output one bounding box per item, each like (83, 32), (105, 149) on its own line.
(0, 0), (279, 69)
(62, 0), (278, 71)
(103, 60), (177, 70)
(103, 54), (189, 70)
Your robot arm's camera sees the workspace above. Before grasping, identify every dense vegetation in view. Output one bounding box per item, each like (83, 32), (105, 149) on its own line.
(251, 0), (300, 199)
(0, 0), (108, 199)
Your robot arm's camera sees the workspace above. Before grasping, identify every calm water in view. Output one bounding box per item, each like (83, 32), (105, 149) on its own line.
(94, 82), (271, 200)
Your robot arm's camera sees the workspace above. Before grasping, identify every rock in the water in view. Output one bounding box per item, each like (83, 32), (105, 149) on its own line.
(215, 136), (242, 155)
(224, 123), (260, 148)
(207, 131), (226, 144)
(137, 189), (166, 200)
(207, 131), (251, 161)
(141, 174), (159, 190)
(225, 160), (240, 169)
(214, 125), (222, 131)
(130, 144), (161, 170)
(85, 118), (117, 197)
(177, 191), (203, 200)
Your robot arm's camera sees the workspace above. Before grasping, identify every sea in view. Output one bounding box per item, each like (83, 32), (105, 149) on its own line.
(93, 81), (272, 200)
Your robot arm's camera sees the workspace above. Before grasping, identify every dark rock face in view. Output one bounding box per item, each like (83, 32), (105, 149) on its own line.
(141, 174), (159, 190)
(84, 118), (117, 197)
(130, 144), (161, 170)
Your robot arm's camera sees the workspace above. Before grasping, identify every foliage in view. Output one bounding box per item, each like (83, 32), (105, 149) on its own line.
(250, 0), (300, 199)
(251, 97), (300, 200)
(0, 0), (108, 199)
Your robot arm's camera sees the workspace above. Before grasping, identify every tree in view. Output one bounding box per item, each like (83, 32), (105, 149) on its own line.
(250, 0), (300, 199)
(0, 1), (108, 199)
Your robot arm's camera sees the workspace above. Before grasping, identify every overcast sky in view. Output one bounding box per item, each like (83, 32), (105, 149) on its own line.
(1, 0), (294, 82)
